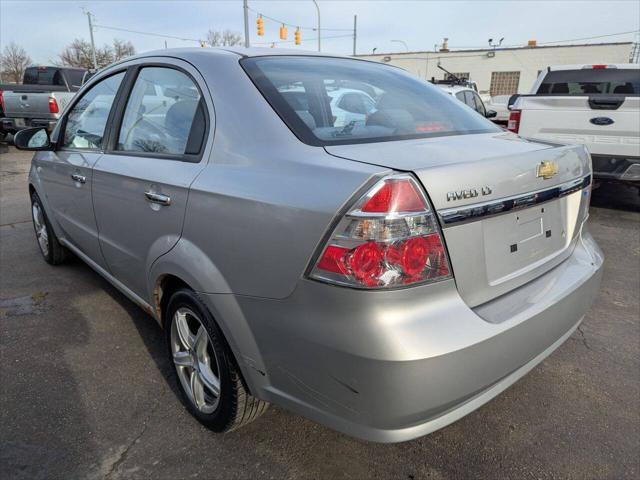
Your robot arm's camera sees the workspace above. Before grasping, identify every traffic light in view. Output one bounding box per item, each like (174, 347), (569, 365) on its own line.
(279, 24), (288, 40)
(257, 16), (264, 36)
(295, 28), (301, 45)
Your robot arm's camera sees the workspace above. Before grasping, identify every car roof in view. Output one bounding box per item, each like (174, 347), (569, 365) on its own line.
(434, 84), (473, 94)
(136, 46), (352, 60)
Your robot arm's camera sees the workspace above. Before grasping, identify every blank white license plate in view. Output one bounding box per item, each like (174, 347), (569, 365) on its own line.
(14, 118), (26, 127)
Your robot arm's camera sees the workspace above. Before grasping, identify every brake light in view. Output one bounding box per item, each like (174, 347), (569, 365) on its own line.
(0, 90), (4, 111)
(309, 174), (452, 289)
(48, 97), (59, 114)
(591, 65), (607, 69)
(507, 110), (521, 133)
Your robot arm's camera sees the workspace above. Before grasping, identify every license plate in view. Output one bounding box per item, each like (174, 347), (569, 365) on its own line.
(14, 118), (26, 128)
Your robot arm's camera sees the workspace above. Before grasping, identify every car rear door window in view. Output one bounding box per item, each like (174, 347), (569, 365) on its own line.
(117, 67), (204, 155)
(62, 72), (125, 150)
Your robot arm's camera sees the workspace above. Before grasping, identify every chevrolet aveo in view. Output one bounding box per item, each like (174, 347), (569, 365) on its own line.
(15, 48), (603, 443)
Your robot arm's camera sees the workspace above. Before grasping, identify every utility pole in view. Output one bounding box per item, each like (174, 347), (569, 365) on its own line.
(243, 0), (250, 48)
(83, 9), (98, 70)
(312, 0), (320, 52)
(352, 15), (357, 56)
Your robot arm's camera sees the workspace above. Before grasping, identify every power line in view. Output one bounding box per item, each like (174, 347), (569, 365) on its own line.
(94, 24), (203, 43)
(254, 33), (352, 46)
(247, 5), (351, 31)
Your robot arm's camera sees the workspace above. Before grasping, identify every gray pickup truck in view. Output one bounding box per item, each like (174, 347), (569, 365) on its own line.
(0, 66), (88, 137)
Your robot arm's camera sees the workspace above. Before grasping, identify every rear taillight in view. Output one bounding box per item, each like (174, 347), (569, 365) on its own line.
(0, 90), (4, 111)
(309, 174), (452, 289)
(48, 97), (59, 114)
(507, 110), (521, 133)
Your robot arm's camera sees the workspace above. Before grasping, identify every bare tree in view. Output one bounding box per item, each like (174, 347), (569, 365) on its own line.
(206, 29), (243, 47)
(113, 39), (136, 61)
(58, 38), (136, 70)
(0, 42), (32, 83)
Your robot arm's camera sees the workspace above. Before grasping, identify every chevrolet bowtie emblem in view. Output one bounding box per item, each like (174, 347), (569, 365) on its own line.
(536, 161), (558, 180)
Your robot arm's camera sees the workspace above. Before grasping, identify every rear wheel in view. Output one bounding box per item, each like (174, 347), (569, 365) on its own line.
(165, 289), (268, 432)
(30, 192), (68, 265)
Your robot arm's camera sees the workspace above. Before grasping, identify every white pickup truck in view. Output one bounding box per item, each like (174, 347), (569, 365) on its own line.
(508, 64), (640, 187)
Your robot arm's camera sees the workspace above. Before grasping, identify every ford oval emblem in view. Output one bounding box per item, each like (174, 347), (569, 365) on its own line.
(590, 117), (614, 126)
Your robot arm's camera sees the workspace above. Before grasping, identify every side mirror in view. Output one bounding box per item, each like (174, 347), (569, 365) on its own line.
(485, 109), (498, 119)
(13, 128), (52, 151)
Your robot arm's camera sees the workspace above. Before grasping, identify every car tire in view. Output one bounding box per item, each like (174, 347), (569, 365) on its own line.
(165, 288), (269, 432)
(30, 191), (69, 265)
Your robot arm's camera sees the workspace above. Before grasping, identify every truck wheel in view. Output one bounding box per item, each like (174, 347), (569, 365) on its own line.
(30, 192), (68, 265)
(165, 288), (269, 432)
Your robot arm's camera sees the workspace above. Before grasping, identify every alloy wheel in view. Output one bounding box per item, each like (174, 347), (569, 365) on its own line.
(170, 307), (221, 413)
(32, 201), (49, 258)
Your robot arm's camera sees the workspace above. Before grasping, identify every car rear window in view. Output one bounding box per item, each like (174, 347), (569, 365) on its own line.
(537, 68), (640, 95)
(23, 67), (66, 86)
(241, 56), (499, 146)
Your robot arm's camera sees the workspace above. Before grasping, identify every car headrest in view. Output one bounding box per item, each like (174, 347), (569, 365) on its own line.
(366, 109), (414, 131)
(165, 99), (198, 138)
(613, 83), (634, 94)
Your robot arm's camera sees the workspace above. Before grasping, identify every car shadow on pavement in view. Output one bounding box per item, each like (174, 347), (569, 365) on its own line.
(590, 181), (640, 212)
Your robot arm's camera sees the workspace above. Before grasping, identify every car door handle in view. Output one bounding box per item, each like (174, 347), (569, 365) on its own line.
(70, 173), (86, 184)
(144, 191), (171, 206)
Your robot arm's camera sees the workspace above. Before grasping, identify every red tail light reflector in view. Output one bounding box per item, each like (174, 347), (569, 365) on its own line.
(361, 178), (426, 213)
(309, 174), (452, 289)
(48, 97), (59, 114)
(507, 110), (521, 133)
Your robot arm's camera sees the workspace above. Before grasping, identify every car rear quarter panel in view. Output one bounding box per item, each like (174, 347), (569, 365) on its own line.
(148, 52), (386, 300)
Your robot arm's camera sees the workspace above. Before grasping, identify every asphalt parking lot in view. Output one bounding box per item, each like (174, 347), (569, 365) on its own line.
(1, 147), (638, 480)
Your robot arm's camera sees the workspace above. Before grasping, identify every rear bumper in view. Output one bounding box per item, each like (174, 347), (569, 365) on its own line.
(0, 117), (58, 133)
(592, 155), (640, 184)
(202, 226), (603, 443)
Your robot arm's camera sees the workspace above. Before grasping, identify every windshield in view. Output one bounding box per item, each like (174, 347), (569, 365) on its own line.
(537, 68), (640, 95)
(241, 56), (499, 146)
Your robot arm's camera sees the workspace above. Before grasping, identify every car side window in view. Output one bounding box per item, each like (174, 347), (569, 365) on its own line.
(117, 67), (203, 155)
(455, 91), (466, 103)
(62, 72), (125, 150)
(471, 93), (486, 116)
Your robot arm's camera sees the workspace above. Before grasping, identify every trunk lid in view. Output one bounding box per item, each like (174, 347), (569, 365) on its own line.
(325, 132), (592, 306)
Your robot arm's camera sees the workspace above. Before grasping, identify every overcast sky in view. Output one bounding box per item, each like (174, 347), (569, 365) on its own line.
(1, 0), (639, 64)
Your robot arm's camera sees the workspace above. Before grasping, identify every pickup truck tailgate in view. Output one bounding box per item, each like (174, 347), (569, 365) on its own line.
(517, 95), (640, 158)
(2, 90), (71, 120)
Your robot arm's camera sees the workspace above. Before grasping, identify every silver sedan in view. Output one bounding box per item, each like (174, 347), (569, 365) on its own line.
(15, 48), (603, 443)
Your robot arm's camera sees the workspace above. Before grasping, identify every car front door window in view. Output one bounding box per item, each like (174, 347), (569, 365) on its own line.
(62, 72), (125, 150)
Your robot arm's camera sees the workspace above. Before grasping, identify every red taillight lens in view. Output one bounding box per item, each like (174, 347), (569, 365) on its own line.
(507, 110), (521, 133)
(310, 174), (452, 289)
(0, 90), (4, 111)
(349, 242), (384, 286)
(591, 64), (607, 69)
(362, 179), (426, 213)
(48, 97), (59, 114)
